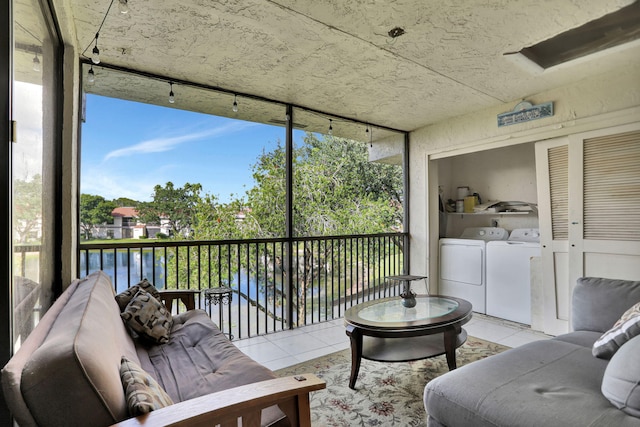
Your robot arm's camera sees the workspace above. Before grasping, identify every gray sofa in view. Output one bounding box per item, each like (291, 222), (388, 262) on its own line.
(424, 277), (640, 426)
(2, 271), (324, 427)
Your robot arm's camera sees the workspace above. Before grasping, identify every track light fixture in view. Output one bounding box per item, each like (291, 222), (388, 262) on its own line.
(232, 95), (238, 113)
(168, 82), (175, 104)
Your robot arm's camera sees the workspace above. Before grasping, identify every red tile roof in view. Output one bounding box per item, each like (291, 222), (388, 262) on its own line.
(112, 207), (138, 218)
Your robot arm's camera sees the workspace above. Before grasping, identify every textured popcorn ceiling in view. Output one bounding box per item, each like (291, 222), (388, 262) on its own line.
(50, 0), (640, 138)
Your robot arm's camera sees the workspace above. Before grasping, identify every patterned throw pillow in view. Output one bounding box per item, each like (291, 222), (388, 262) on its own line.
(593, 301), (640, 359)
(120, 356), (174, 416)
(121, 289), (173, 344)
(115, 279), (161, 311)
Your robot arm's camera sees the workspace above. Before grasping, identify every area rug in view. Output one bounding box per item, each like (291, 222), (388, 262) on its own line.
(275, 336), (510, 427)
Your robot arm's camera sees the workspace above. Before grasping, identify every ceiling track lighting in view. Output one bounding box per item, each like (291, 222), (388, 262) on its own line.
(328, 119), (333, 135)
(92, 32), (100, 64)
(168, 82), (175, 104)
(32, 53), (41, 72)
(88, 65), (96, 83)
(232, 95), (238, 113)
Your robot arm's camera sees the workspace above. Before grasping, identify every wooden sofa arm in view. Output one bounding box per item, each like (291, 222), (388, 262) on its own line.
(111, 373), (326, 427)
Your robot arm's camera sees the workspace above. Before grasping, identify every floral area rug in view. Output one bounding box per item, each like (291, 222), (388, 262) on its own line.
(275, 336), (510, 427)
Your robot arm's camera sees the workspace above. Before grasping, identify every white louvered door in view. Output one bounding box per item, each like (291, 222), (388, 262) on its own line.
(536, 138), (570, 335)
(570, 125), (640, 291)
(536, 123), (640, 335)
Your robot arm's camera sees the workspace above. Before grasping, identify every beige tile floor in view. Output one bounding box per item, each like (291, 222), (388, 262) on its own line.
(233, 312), (552, 371)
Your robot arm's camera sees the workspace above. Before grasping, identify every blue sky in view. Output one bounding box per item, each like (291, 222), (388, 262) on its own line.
(81, 94), (293, 203)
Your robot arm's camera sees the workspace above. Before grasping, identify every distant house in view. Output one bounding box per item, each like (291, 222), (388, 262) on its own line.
(111, 207), (143, 239)
(89, 207), (170, 240)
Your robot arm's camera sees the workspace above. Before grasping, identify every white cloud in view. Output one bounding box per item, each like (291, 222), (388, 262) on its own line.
(104, 121), (256, 161)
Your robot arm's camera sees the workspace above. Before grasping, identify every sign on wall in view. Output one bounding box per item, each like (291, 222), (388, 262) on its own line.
(497, 101), (554, 127)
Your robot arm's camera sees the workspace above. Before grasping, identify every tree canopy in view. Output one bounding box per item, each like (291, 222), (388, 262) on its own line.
(79, 194), (117, 239)
(137, 182), (203, 238)
(245, 133), (402, 238)
(14, 175), (43, 244)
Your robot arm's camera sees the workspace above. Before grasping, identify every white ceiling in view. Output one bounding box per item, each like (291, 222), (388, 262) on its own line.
(47, 0), (640, 138)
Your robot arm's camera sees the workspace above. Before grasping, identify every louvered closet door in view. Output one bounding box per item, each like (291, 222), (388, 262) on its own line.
(536, 138), (570, 335)
(537, 123), (640, 336)
(569, 124), (640, 288)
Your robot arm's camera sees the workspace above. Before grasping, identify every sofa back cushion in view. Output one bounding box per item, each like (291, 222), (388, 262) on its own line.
(18, 271), (139, 427)
(572, 277), (640, 333)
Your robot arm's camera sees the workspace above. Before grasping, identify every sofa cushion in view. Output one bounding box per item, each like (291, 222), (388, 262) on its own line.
(120, 356), (173, 416)
(593, 302), (640, 359)
(141, 309), (286, 426)
(573, 277), (640, 333)
(602, 335), (640, 417)
(19, 271), (139, 427)
(425, 339), (639, 427)
(121, 289), (173, 344)
(115, 278), (161, 311)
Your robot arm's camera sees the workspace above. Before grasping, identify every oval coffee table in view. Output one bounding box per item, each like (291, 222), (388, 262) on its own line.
(344, 295), (472, 389)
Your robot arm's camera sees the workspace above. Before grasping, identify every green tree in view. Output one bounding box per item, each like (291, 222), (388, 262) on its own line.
(14, 175), (42, 244)
(246, 133), (402, 237)
(137, 182), (203, 238)
(79, 194), (117, 240)
(243, 133), (403, 324)
(113, 197), (139, 207)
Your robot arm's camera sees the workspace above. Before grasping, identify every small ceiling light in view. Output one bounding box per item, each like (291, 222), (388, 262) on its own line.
(88, 65), (95, 83)
(388, 27), (405, 38)
(328, 119), (333, 135)
(118, 0), (129, 14)
(91, 33), (100, 64)
(168, 82), (175, 104)
(32, 53), (41, 72)
(232, 95), (238, 113)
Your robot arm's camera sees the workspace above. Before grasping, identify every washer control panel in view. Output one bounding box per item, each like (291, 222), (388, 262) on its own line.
(508, 228), (540, 242)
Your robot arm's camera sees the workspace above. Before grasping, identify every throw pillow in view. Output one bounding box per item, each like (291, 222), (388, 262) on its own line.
(120, 356), (174, 416)
(115, 278), (161, 311)
(593, 301), (640, 359)
(601, 334), (640, 417)
(121, 289), (173, 344)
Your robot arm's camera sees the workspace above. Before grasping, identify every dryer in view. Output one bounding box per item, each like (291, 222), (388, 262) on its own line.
(439, 227), (509, 314)
(486, 228), (541, 324)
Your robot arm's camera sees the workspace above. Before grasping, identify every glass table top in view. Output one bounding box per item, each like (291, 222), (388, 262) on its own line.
(356, 296), (459, 324)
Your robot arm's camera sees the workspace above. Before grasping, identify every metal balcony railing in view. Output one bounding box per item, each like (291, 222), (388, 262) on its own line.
(79, 233), (407, 340)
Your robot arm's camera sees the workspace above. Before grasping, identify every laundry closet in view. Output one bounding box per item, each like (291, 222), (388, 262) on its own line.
(436, 143), (540, 326)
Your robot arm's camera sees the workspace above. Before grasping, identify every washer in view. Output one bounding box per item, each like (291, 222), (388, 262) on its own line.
(486, 228), (541, 324)
(439, 227), (509, 314)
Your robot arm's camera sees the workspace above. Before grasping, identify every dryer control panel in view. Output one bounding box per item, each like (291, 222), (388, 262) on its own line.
(459, 227), (509, 241)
